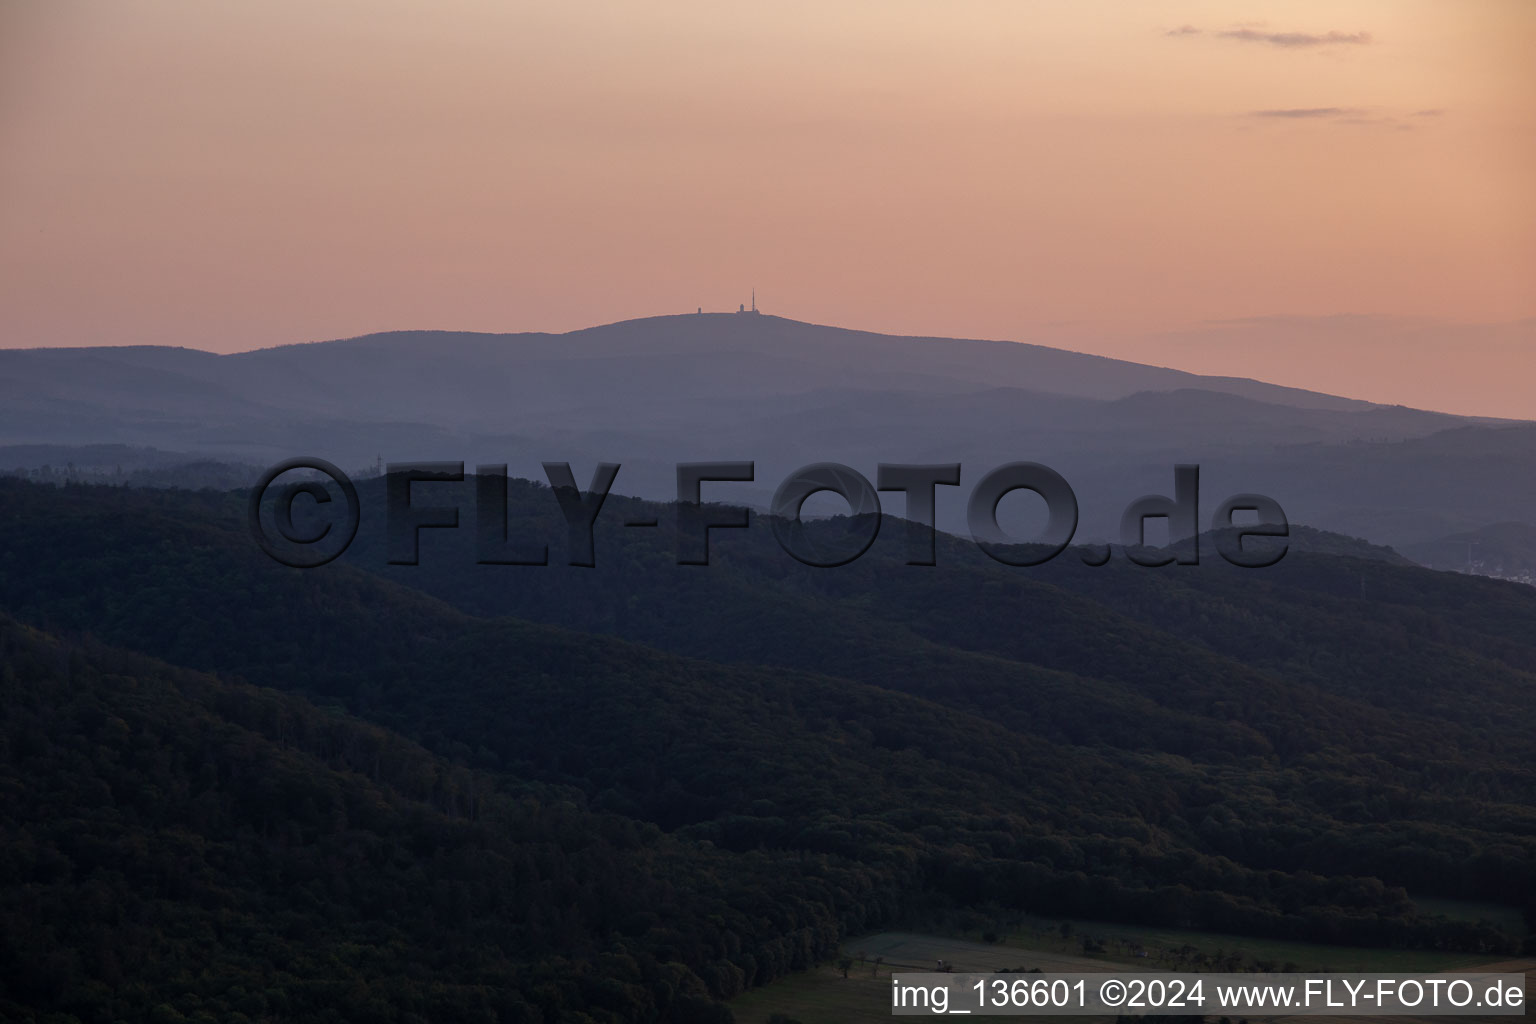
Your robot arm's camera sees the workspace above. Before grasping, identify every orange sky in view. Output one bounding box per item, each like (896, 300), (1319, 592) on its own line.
(1, 1), (1532, 413)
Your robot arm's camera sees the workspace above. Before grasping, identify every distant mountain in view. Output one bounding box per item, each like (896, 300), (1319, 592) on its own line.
(1, 314), (1529, 545)
(241, 315), (1385, 411)
(0, 315), (1391, 443)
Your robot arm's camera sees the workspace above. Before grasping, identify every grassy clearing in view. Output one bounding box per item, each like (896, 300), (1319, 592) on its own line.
(954, 916), (1501, 973)
(731, 932), (1124, 1024)
(732, 926), (1528, 1024)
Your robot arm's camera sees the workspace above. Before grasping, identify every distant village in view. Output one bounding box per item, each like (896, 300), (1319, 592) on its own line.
(1460, 564), (1536, 588)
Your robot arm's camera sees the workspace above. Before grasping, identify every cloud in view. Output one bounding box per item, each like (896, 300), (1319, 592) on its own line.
(1200, 314), (1429, 329)
(1164, 25), (1201, 36)
(1248, 107), (1356, 119)
(1214, 28), (1372, 47)
(1244, 107), (1441, 130)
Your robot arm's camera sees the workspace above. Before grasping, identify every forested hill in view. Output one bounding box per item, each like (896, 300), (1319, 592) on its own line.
(2, 477), (1535, 1022)
(0, 616), (793, 1023)
(337, 474), (1536, 759)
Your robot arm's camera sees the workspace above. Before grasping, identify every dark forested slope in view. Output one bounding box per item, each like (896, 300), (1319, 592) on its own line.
(1, 477), (1534, 1022)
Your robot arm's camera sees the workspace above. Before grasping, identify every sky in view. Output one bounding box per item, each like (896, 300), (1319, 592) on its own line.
(1, 1), (1533, 415)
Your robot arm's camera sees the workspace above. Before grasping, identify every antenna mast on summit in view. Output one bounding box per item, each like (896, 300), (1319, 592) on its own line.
(751, 288), (756, 313)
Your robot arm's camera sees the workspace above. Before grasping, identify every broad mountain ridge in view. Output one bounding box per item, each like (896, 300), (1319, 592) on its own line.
(4, 314), (1533, 547)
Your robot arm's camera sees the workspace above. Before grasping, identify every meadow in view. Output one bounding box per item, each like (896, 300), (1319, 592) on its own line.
(732, 924), (1531, 1024)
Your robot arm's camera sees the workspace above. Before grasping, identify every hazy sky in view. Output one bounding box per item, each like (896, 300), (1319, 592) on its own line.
(1, 1), (1532, 413)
